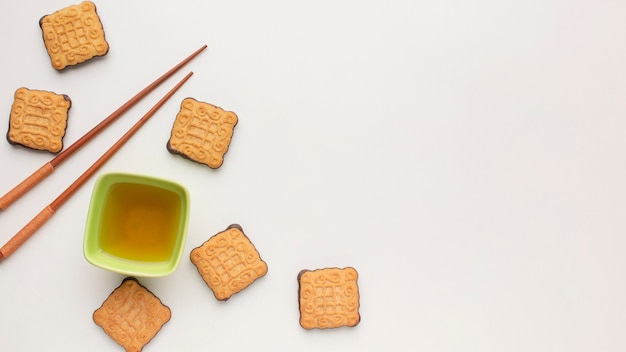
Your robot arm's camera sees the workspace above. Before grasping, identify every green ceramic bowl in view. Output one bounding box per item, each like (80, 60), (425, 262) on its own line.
(83, 172), (190, 277)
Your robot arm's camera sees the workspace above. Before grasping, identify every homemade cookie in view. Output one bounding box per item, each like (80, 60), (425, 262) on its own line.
(298, 267), (361, 329)
(7, 87), (71, 153)
(93, 277), (171, 352)
(190, 224), (267, 300)
(167, 98), (238, 169)
(40, 1), (109, 70)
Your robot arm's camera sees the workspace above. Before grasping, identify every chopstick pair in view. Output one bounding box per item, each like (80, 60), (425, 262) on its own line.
(0, 45), (206, 263)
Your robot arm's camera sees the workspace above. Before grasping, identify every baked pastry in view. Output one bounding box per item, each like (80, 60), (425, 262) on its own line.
(7, 87), (71, 153)
(40, 1), (109, 70)
(167, 98), (238, 169)
(93, 277), (171, 352)
(190, 224), (267, 300)
(298, 267), (361, 329)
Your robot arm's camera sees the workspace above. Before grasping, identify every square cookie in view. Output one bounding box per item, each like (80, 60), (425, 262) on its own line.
(190, 224), (267, 300)
(7, 87), (71, 153)
(298, 267), (361, 329)
(40, 1), (109, 70)
(167, 98), (238, 169)
(93, 277), (171, 352)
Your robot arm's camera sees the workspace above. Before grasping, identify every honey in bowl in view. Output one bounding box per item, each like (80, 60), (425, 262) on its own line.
(99, 182), (180, 262)
(84, 173), (190, 277)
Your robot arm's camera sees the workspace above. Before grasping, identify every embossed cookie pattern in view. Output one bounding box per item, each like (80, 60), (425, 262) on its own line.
(40, 1), (109, 70)
(7, 87), (71, 153)
(167, 98), (238, 169)
(190, 224), (267, 300)
(298, 267), (361, 329)
(93, 277), (171, 352)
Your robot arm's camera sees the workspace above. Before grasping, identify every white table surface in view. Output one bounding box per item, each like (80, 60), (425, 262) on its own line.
(1, 1), (626, 351)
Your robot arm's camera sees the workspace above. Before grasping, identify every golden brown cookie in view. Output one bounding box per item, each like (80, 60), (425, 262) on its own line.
(93, 277), (171, 352)
(39, 1), (109, 70)
(190, 224), (267, 300)
(7, 87), (71, 153)
(298, 267), (361, 329)
(167, 98), (238, 169)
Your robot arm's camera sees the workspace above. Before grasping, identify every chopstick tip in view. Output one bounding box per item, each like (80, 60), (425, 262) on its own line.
(0, 252), (5, 263)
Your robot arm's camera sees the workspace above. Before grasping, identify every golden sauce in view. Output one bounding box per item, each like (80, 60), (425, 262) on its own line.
(99, 182), (181, 262)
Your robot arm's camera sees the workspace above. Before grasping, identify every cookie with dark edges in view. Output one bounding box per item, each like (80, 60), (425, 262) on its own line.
(7, 87), (71, 153)
(93, 277), (171, 352)
(297, 267), (361, 329)
(167, 98), (238, 169)
(190, 224), (267, 300)
(39, 1), (109, 70)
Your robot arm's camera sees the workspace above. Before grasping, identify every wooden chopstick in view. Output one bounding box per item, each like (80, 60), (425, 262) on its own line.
(0, 71), (194, 263)
(0, 44), (207, 211)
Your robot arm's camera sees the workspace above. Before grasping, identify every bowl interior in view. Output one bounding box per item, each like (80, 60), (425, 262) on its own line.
(84, 173), (189, 277)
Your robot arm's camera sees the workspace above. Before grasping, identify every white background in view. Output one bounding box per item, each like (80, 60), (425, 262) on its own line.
(1, 1), (625, 351)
